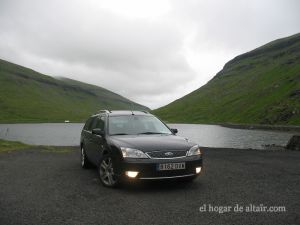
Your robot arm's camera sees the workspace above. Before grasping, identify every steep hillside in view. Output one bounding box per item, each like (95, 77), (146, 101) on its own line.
(0, 59), (148, 122)
(154, 33), (300, 125)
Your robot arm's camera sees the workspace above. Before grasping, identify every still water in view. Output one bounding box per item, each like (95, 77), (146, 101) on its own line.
(0, 123), (294, 149)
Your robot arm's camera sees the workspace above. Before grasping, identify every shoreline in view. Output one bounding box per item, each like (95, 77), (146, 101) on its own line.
(1, 121), (300, 133)
(220, 123), (300, 133)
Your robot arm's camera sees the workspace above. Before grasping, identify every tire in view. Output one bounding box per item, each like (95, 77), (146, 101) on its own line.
(98, 154), (120, 188)
(81, 146), (92, 169)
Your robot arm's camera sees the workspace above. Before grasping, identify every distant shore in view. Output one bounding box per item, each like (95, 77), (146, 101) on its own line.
(1, 120), (299, 132)
(220, 123), (300, 133)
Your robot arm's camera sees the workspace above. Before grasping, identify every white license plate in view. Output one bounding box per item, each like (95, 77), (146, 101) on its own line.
(157, 162), (185, 171)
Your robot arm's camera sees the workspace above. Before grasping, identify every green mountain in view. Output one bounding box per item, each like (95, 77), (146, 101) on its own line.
(154, 33), (300, 125)
(0, 59), (149, 122)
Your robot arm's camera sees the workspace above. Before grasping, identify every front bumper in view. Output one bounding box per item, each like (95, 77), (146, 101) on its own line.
(120, 155), (203, 180)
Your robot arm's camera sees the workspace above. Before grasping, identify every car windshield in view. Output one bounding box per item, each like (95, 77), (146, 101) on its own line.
(108, 115), (172, 135)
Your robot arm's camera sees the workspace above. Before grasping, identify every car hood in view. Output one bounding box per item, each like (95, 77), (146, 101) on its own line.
(109, 134), (196, 152)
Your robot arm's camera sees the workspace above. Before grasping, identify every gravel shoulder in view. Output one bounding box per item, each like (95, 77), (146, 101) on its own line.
(0, 147), (299, 225)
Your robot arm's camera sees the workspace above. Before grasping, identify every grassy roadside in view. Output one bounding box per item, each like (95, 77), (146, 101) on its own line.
(0, 139), (76, 153)
(0, 139), (31, 152)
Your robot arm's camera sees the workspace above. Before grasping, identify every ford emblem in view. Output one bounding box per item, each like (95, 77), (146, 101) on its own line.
(164, 152), (173, 156)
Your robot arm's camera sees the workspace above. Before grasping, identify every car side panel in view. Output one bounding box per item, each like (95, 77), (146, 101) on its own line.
(89, 134), (105, 165)
(82, 130), (94, 163)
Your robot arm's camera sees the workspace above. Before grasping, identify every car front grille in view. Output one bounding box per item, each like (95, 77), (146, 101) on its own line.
(146, 150), (187, 159)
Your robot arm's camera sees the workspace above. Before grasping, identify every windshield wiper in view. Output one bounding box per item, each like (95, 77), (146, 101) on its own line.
(137, 132), (168, 135)
(110, 133), (129, 136)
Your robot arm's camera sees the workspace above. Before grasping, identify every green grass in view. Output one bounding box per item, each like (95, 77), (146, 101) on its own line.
(0, 59), (149, 123)
(154, 33), (300, 125)
(39, 146), (76, 153)
(0, 139), (30, 152)
(0, 139), (76, 153)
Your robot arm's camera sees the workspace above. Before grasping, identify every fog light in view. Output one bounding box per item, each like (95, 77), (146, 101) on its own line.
(196, 167), (202, 174)
(125, 171), (139, 178)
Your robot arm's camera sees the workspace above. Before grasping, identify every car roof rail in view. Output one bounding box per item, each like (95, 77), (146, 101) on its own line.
(97, 109), (111, 114)
(141, 110), (149, 114)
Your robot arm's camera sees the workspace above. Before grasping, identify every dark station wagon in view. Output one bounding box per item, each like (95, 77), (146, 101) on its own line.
(80, 110), (203, 187)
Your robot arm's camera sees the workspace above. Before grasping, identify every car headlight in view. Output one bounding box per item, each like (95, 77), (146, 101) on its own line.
(187, 145), (202, 156)
(120, 147), (149, 158)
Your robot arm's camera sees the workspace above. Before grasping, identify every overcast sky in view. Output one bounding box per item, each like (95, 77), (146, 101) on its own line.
(0, 0), (299, 109)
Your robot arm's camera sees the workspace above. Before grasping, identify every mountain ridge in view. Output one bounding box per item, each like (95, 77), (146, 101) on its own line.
(0, 58), (149, 122)
(153, 33), (300, 125)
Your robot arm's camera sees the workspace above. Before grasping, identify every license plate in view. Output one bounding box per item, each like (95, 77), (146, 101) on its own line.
(157, 162), (185, 171)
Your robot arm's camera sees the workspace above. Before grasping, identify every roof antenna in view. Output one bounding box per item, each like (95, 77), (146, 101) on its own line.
(131, 102), (134, 115)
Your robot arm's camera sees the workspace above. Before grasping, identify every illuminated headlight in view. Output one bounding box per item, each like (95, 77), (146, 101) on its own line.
(126, 171), (139, 178)
(187, 145), (202, 156)
(120, 147), (149, 158)
(196, 167), (202, 174)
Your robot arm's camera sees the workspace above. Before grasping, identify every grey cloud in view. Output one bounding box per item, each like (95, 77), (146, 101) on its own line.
(173, 0), (300, 52)
(0, 0), (189, 73)
(0, 0), (299, 109)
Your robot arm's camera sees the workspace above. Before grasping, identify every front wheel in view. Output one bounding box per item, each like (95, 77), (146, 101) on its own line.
(99, 155), (120, 187)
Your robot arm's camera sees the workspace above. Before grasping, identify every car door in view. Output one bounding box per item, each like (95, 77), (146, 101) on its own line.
(89, 116), (106, 165)
(84, 116), (97, 160)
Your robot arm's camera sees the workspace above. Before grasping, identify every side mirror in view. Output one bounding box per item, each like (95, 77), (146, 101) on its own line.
(92, 128), (104, 136)
(171, 128), (178, 134)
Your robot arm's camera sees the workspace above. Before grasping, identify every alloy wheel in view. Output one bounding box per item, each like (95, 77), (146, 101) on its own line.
(99, 157), (117, 186)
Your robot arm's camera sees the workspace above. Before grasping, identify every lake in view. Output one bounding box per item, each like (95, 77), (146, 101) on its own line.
(0, 123), (295, 149)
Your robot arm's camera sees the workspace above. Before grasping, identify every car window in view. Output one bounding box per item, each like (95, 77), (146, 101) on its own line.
(96, 117), (105, 130)
(83, 117), (93, 131)
(90, 117), (98, 130)
(90, 116), (105, 131)
(108, 115), (172, 135)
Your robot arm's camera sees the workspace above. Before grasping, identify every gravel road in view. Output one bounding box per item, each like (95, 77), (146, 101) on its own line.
(0, 147), (299, 225)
